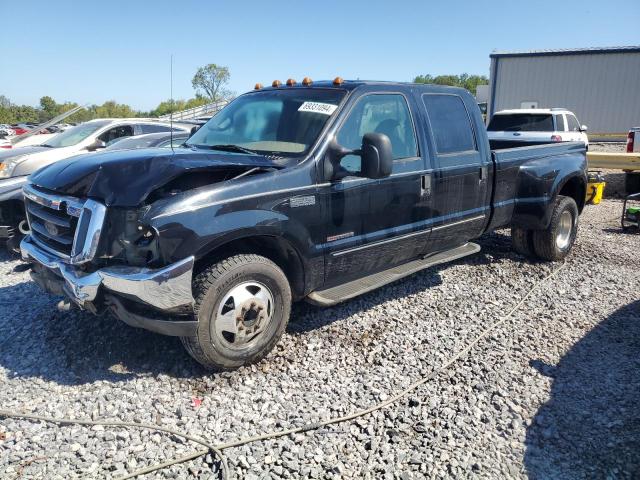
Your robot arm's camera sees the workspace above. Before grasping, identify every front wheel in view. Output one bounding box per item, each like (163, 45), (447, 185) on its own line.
(181, 254), (291, 370)
(532, 195), (579, 261)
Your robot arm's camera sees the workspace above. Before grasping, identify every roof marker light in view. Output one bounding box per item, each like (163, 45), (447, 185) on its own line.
(286, 78), (296, 86)
(302, 77), (313, 86)
(254, 83), (263, 90)
(272, 80), (282, 88)
(333, 77), (344, 86)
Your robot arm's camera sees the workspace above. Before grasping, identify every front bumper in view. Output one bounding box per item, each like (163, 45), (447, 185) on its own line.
(21, 235), (198, 335)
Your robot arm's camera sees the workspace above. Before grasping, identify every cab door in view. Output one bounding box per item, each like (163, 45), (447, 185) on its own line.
(421, 93), (491, 253)
(322, 92), (428, 284)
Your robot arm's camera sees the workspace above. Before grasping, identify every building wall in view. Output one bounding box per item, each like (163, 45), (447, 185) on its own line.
(490, 52), (640, 134)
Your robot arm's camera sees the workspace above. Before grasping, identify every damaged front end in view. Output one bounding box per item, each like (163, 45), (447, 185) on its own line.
(20, 152), (276, 336)
(20, 181), (199, 335)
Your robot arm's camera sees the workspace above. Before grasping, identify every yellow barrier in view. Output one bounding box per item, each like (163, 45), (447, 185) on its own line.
(587, 152), (640, 171)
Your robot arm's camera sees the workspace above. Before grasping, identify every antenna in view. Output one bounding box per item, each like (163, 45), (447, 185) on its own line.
(170, 54), (174, 151)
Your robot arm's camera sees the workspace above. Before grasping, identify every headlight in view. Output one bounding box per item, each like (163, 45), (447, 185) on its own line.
(0, 156), (26, 178)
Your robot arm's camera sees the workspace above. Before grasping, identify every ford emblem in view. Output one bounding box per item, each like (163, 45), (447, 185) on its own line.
(44, 221), (59, 237)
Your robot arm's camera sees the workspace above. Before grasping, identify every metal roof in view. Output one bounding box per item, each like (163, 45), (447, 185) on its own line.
(490, 46), (640, 58)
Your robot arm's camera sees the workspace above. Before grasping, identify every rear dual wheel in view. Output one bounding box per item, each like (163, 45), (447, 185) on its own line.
(511, 195), (579, 261)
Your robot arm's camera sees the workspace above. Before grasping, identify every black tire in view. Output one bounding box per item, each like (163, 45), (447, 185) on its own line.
(532, 196), (579, 261)
(181, 254), (291, 370)
(511, 227), (535, 257)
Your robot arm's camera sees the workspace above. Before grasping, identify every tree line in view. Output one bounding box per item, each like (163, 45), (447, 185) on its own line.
(413, 73), (488, 95)
(0, 66), (488, 124)
(0, 63), (234, 124)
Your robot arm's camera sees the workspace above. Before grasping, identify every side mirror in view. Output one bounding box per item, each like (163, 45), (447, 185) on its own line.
(580, 125), (588, 132)
(360, 132), (392, 179)
(86, 139), (106, 151)
(325, 132), (393, 181)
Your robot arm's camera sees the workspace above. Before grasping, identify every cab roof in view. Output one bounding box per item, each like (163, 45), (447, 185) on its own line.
(495, 108), (575, 115)
(257, 79), (469, 93)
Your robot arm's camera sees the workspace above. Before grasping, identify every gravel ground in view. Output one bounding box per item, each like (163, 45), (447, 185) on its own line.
(1, 199), (639, 479)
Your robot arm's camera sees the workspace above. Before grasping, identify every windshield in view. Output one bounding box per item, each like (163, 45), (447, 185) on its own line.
(488, 114), (554, 132)
(186, 89), (346, 156)
(43, 121), (110, 148)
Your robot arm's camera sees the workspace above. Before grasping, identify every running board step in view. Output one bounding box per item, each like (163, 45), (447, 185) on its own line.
(307, 242), (480, 306)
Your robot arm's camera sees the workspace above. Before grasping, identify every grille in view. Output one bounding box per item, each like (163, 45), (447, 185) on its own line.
(25, 198), (80, 258)
(23, 184), (106, 262)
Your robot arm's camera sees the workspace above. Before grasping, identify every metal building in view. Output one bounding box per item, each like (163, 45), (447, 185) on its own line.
(488, 46), (640, 135)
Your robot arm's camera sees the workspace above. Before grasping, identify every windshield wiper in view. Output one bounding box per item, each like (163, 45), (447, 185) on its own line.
(198, 144), (258, 155)
(40, 144), (55, 148)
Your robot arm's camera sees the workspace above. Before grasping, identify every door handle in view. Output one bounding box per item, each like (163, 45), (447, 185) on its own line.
(479, 166), (488, 182)
(421, 174), (431, 196)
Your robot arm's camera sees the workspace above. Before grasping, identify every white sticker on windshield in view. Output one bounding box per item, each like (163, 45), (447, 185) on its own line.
(298, 102), (337, 116)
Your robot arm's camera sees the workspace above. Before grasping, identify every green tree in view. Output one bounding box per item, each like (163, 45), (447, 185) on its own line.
(39, 95), (60, 121)
(192, 64), (233, 102)
(413, 73), (488, 96)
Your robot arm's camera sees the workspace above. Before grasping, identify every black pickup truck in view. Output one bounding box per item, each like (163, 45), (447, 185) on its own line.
(20, 79), (587, 370)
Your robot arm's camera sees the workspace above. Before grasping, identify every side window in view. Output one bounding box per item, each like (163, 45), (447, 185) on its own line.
(98, 125), (134, 143)
(422, 94), (476, 154)
(567, 114), (580, 132)
(555, 114), (566, 131)
(140, 124), (174, 134)
(336, 94), (418, 173)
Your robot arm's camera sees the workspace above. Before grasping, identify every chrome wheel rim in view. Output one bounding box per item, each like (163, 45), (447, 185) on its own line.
(556, 210), (573, 249)
(213, 281), (274, 349)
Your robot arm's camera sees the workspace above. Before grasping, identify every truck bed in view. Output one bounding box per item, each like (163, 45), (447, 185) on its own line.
(488, 141), (587, 231)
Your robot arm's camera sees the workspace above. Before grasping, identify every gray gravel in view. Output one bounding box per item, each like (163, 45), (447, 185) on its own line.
(1, 199), (639, 479)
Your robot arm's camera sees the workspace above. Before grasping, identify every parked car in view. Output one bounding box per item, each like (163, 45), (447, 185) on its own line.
(10, 125), (30, 136)
(0, 125), (15, 137)
(487, 108), (589, 149)
(0, 119), (189, 251)
(105, 132), (190, 150)
(20, 80), (587, 370)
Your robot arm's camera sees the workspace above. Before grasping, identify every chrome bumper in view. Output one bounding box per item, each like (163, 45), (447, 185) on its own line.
(20, 235), (195, 311)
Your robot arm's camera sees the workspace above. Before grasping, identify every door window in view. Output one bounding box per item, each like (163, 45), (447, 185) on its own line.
(555, 114), (566, 132)
(336, 94), (418, 174)
(566, 114), (581, 132)
(422, 94), (476, 154)
(140, 124), (175, 134)
(98, 125), (134, 143)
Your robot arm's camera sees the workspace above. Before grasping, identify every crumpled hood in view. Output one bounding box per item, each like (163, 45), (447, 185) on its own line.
(28, 147), (285, 207)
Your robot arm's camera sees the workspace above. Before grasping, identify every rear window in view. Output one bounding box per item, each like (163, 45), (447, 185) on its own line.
(488, 114), (554, 132)
(422, 94), (476, 154)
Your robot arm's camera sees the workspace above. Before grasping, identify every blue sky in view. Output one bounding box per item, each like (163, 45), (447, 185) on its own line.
(2, 0), (638, 111)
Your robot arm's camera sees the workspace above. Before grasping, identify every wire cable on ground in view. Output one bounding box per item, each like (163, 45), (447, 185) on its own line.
(0, 262), (566, 480)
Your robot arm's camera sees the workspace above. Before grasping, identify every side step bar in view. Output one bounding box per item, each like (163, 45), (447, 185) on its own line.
(307, 242), (480, 307)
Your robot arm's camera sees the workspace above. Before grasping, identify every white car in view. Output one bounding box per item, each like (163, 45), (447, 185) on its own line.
(487, 108), (588, 149)
(0, 118), (190, 250)
(0, 124), (15, 137)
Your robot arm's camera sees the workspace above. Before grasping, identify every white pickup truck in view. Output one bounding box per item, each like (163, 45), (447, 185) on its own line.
(487, 108), (589, 149)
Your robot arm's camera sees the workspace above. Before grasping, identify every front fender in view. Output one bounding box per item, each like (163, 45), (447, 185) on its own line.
(0, 176), (28, 203)
(148, 205), (313, 267)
